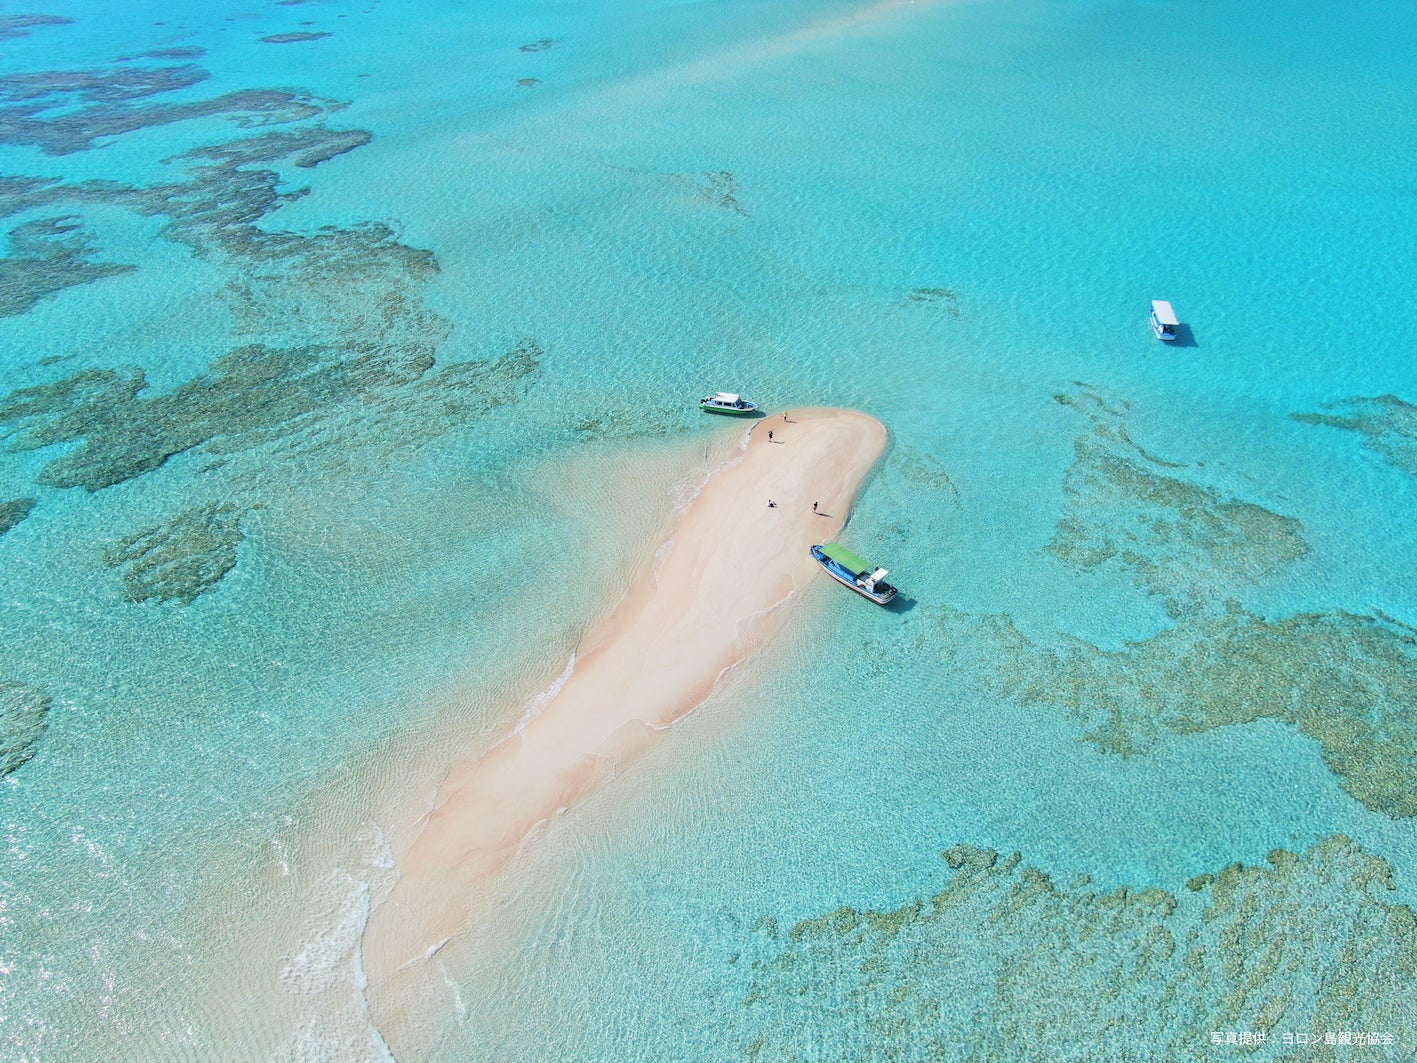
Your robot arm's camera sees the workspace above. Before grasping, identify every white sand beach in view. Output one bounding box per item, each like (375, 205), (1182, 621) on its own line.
(363, 408), (887, 1048)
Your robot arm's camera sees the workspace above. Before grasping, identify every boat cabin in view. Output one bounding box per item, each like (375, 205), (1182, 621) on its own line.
(863, 567), (890, 592)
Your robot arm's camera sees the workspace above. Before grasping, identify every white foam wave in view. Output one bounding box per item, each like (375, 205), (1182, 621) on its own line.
(493, 651), (578, 752)
(656, 431), (751, 575)
(736, 584), (798, 641)
(653, 528), (680, 566)
(276, 823), (398, 1063)
(641, 584), (799, 737)
(397, 935), (450, 972)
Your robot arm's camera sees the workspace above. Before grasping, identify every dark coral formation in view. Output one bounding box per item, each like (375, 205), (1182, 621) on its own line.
(946, 388), (1417, 816)
(0, 52), (546, 614)
(697, 171), (748, 216)
(0, 366), (192, 490)
(0, 496), (36, 536)
(178, 124), (371, 170)
(515, 78), (540, 89)
(102, 503), (247, 604)
(998, 606), (1417, 818)
(260, 31), (333, 44)
(0, 215), (136, 316)
(0, 680), (51, 776)
(0, 329), (540, 491)
(1293, 395), (1417, 480)
(0, 14), (72, 41)
(0, 57), (543, 507)
(0, 62), (209, 105)
(888, 447), (960, 502)
(0, 62), (327, 155)
(744, 838), (1417, 1061)
(1049, 388), (1309, 617)
(891, 599), (1417, 819)
(138, 47), (206, 61)
(572, 400), (683, 442)
(908, 287), (959, 315)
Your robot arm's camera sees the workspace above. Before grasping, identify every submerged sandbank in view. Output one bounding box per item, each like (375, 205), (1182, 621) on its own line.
(363, 408), (887, 1046)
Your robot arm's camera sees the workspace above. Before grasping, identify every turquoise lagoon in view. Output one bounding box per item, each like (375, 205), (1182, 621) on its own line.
(1, 0), (1415, 1058)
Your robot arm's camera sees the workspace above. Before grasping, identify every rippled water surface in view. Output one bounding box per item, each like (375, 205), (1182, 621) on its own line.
(2, 0), (1415, 1058)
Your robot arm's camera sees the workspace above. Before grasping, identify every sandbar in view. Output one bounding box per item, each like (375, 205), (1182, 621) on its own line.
(363, 408), (887, 1043)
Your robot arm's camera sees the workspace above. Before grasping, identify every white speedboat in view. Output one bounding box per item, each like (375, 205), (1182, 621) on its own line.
(699, 391), (759, 416)
(1150, 300), (1179, 341)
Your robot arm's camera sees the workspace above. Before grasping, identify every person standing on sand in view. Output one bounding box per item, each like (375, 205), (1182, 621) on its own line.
(813, 501), (818, 512)
(768, 430), (773, 442)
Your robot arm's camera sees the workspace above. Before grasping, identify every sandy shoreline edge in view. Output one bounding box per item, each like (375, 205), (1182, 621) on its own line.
(363, 407), (888, 1047)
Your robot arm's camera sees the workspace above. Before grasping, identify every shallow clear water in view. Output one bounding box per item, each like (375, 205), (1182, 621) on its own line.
(2, 0), (1415, 1058)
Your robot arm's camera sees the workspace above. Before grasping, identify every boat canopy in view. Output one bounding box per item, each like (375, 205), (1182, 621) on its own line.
(711, 392), (741, 404)
(821, 542), (871, 575)
(1151, 300), (1179, 326)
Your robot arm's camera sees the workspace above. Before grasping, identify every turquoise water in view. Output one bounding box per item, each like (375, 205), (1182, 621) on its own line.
(2, 0), (1416, 1058)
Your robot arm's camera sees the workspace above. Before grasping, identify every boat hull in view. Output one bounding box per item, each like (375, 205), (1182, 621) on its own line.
(699, 401), (759, 416)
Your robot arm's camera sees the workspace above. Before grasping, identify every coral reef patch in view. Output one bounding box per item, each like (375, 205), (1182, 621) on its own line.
(0, 215), (136, 316)
(0, 14), (72, 42)
(177, 124), (372, 171)
(743, 837), (1417, 1061)
(102, 502), (247, 605)
(0, 497), (36, 536)
(888, 447), (960, 502)
(0, 331), (542, 491)
(138, 47), (207, 61)
(904, 388), (1414, 815)
(1049, 388), (1309, 617)
(572, 400), (683, 442)
(0, 680), (51, 776)
(891, 598), (1417, 819)
(1293, 395), (1417, 480)
(696, 170), (748, 216)
(260, 32), (333, 44)
(0, 62), (327, 155)
(0, 51), (545, 621)
(908, 287), (959, 315)
(998, 605), (1417, 818)
(0, 59), (542, 504)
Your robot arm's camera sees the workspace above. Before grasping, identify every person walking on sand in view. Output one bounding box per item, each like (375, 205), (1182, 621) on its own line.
(813, 501), (818, 513)
(768, 430), (773, 442)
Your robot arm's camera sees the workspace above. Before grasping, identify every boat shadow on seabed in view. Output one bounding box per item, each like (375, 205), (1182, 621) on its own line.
(1164, 323), (1199, 348)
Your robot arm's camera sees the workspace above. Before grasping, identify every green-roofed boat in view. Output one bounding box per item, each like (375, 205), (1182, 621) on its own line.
(810, 542), (898, 605)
